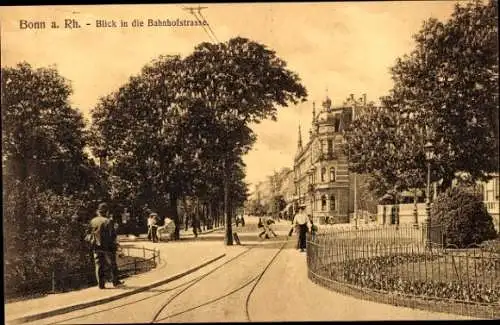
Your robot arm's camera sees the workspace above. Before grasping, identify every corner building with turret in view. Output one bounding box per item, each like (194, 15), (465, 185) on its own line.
(293, 94), (365, 224)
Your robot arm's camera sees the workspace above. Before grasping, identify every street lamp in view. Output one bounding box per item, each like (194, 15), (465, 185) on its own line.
(424, 140), (434, 248)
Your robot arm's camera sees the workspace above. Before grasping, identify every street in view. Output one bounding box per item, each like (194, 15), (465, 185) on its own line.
(23, 217), (471, 324)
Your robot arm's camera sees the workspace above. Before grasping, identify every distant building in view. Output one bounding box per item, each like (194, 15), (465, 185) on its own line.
(279, 168), (295, 219)
(376, 173), (500, 232)
(475, 174), (499, 231)
(293, 94), (363, 224)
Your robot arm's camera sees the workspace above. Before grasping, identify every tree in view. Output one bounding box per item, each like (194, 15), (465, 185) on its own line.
(389, 0), (498, 190)
(345, 0), (498, 196)
(90, 55), (188, 238)
(180, 37), (307, 244)
(2, 62), (103, 294)
(2, 62), (105, 231)
(345, 102), (426, 198)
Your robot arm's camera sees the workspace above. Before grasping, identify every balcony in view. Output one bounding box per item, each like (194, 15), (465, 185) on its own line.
(485, 201), (499, 214)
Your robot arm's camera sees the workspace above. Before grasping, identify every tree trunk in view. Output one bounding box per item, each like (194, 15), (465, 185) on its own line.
(170, 192), (180, 240)
(224, 160), (233, 245)
(413, 188), (418, 226)
(224, 170), (233, 246)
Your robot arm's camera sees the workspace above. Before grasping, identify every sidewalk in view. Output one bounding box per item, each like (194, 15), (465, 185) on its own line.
(5, 240), (231, 325)
(117, 225), (227, 242)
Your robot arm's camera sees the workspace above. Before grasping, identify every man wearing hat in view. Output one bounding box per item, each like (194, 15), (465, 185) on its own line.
(291, 204), (311, 252)
(89, 202), (123, 289)
(147, 212), (159, 242)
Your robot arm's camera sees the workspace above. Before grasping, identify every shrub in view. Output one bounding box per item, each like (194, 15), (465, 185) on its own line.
(4, 184), (93, 297)
(431, 185), (497, 248)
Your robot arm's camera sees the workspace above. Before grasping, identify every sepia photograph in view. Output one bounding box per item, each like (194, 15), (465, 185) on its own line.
(1, 1), (499, 323)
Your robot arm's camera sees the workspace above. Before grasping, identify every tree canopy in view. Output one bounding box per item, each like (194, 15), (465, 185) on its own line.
(345, 0), (498, 195)
(90, 37), (307, 242)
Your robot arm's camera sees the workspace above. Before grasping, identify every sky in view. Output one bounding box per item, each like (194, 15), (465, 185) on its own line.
(0, 2), (459, 190)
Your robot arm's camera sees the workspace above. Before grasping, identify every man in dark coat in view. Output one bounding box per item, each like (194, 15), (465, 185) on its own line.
(89, 203), (123, 289)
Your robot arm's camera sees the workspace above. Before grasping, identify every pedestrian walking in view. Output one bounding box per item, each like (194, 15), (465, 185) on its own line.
(184, 213), (189, 232)
(235, 214), (240, 227)
(257, 217), (268, 239)
(192, 216), (200, 238)
(258, 216), (277, 239)
(292, 204), (310, 252)
(87, 202), (124, 289)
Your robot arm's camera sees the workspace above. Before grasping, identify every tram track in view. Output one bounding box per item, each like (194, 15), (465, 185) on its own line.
(151, 239), (289, 323)
(41, 235), (290, 324)
(46, 247), (255, 325)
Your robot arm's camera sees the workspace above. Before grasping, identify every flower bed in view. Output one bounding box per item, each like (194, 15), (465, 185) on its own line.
(341, 253), (500, 304)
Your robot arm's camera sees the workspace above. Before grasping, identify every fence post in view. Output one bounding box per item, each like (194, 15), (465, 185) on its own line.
(153, 249), (156, 266)
(143, 246), (146, 258)
(134, 258), (137, 274)
(158, 249), (161, 264)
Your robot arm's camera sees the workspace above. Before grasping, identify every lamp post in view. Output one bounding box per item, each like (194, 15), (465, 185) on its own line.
(413, 188), (419, 228)
(424, 141), (434, 248)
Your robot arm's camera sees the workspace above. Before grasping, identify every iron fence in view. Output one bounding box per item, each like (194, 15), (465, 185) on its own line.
(307, 224), (500, 319)
(5, 246), (161, 301)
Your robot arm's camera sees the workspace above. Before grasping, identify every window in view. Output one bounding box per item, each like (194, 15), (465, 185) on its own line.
(327, 139), (333, 154)
(330, 195), (336, 211)
(320, 140), (324, 154)
(330, 167), (336, 182)
(321, 167), (326, 182)
(321, 195), (327, 211)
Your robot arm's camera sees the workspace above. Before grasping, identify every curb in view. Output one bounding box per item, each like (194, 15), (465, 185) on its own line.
(118, 226), (228, 242)
(8, 253), (226, 325)
(180, 225), (226, 238)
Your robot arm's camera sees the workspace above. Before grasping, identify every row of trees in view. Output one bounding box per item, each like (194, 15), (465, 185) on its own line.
(2, 38), (308, 293)
(344, 0), (498, 201)
(90, 37), (307, 242)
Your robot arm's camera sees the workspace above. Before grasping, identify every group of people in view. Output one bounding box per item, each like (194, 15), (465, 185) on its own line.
(85, 201), (317, 289)
(256, 204), (317, 252)
(147, 212), (175, 243)
(257, 216), (278, 239)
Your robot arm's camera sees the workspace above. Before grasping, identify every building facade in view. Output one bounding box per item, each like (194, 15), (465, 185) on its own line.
(376, 174), (499, 232)
(293, 95), (360, 224)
